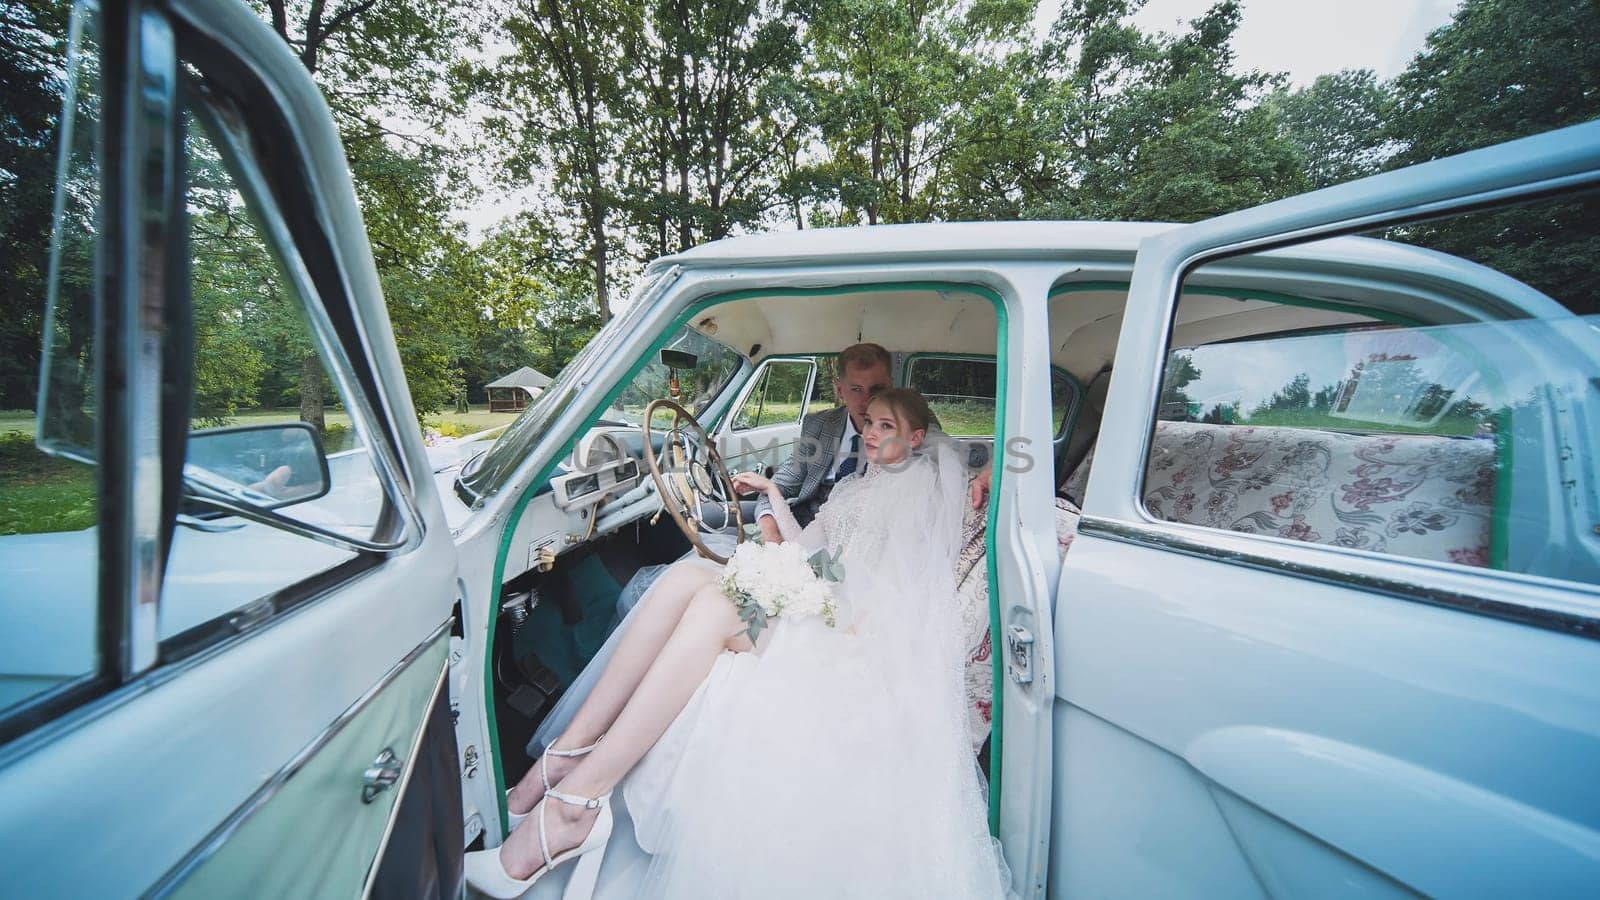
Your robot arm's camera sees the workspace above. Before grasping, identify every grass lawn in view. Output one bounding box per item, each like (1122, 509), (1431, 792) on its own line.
(0, 405), (519, 536)
(0, 405), (521, 439)
(0, 431), (95, 536)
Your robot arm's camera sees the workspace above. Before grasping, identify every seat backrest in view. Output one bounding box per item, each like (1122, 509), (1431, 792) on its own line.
(1143, 420), (1496, 566)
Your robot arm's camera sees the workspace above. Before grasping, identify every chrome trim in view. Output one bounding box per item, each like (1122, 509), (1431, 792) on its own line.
(360, 662), (450, 899)
(36, 0), (96, 467)
(192, 96), (425, 555)
(1078, 515), (1600, 640)
(124, 7), (178, 678)
(143, 621), (451, 898)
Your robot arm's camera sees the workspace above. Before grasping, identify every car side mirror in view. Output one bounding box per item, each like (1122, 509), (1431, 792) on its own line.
(185, 422), (331, 510)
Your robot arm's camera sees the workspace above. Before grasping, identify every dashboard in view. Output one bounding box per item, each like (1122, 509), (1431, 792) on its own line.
(550, 431), (642, 510)
(494, 425), (664, 584)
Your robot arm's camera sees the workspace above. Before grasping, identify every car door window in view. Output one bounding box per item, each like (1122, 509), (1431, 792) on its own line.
(808, 354), (837, 409)
(157, 87), (394, 646)
(0, 2), (102, 720)
(1144, 188), (1600, 586)
(732, 359), (813, 430)
(905, 356), (1075, 437)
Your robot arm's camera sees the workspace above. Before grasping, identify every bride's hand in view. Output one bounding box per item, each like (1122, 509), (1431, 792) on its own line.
(731, 472), (773, 495)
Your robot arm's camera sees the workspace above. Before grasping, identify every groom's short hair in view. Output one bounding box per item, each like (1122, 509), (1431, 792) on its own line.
(835, 342), (892, 379)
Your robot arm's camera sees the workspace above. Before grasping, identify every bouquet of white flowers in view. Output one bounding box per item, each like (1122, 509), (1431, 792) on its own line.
(721, 535), (844, 643)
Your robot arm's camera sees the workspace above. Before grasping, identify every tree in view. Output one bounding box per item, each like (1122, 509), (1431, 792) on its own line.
(1382, 0), (1600, 316)
(469, 212), (601, 380)
(803, 0), (1036, 226)
(1387, 0), (1600, 170)
(1269, 69), (1393, 190)
(493, 0), (641, 324)
(257, 0), (486, 423)
(618, 0), (804, 255)
(1034, 0), (1306, 222)
(1159, 349), (1201, 413)
(1, 0), (75, 412)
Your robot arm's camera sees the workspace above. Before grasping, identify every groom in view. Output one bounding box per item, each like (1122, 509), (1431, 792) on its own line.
(753, 342), (893, 542)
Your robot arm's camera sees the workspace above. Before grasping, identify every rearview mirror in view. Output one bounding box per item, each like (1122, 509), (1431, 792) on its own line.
(185, 422), (331, 510)
(660, 348), (699, 370)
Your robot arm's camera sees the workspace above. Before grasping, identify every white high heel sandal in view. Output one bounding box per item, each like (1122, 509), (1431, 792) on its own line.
(506, 737), (602, 831)
(467, 787), (614, 900)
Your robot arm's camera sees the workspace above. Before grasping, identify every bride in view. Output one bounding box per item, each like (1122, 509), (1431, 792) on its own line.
(465, 388), (1006, 899)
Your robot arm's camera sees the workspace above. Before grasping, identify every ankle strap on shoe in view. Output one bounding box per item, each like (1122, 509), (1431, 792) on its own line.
(545, 787), (609, 810)
(545, 735), (602, 758)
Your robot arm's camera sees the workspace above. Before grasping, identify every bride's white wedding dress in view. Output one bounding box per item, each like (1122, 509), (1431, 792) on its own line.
(531, 436), (1007, 899)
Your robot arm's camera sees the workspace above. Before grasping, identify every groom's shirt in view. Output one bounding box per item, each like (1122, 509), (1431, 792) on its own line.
(825, 413), (860, 481)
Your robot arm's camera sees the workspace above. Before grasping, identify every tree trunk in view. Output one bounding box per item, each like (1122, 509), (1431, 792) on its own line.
(299, 353), (325, 433)
(592, 219), (610, 323)
(869, 122), (883, 225)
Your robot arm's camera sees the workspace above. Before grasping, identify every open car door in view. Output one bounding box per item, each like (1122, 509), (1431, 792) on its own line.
(1050, 123), (1600, 896)
(0, 1), (463, 895)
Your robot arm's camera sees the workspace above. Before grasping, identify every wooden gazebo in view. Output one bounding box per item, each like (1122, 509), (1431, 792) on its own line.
(485, 366), (552, 413)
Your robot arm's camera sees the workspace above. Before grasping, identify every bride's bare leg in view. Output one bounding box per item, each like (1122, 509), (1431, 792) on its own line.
(507, 561), (717, 814)
(499, 583), (751, 876)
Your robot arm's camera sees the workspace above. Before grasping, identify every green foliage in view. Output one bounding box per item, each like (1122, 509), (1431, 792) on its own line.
(1381, 0), (1600, 316)
(0, 430), (95, 535)
(1268, 69), (1393, 189)
(1387, 0), (1600, 169)
(7, 0), (1597, 455)
(0, 0), (70, 411)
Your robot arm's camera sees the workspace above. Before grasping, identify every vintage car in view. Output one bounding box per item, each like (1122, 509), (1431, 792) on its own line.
(2, 0), (1597, 898)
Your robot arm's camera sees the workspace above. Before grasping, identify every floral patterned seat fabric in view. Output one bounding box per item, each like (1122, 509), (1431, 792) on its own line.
(1143, 420), (1497, 567)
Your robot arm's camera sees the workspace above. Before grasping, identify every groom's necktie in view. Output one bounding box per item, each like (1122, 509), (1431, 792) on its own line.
(835, 433), (861, 479)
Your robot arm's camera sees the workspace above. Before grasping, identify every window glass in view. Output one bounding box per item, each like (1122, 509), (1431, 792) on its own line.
(1146, 190), (1600, 586)
(733, 360), (812, 430)
(0, 0), (101, 717)
(606, 327), (744, 430)
(907, 357), (996, 437)
(808, 354), (836, 409)
(905, 356), (1074, 439)
(157, 91), (390, 642)
(1050, 371), (1074, 436)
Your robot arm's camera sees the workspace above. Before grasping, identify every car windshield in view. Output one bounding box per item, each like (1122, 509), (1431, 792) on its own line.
(458, 303), (745, 500)
(602, 329), (744, 427)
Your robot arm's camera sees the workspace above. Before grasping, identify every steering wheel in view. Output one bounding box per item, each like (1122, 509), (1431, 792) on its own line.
(640, 398), (745, 564)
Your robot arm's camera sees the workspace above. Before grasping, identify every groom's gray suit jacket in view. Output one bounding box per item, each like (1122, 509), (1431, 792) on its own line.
(753, 405), (854, 527)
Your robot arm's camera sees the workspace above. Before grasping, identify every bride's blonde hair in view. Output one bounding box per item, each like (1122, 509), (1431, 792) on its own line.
(869, 387), (933, 435)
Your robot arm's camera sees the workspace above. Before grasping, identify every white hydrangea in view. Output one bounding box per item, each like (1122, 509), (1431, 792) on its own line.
(722, 540), (837, 627)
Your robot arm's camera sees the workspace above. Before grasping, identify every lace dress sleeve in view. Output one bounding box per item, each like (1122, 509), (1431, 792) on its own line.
(764, 491), (825, 550)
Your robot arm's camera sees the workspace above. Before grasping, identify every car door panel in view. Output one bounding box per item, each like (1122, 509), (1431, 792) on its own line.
(1056, 533), (1600, 896)
(0, 2), (464, 895)
(1, 543), (458, 896)
(1052, 121), (1600, 898)
(164, 628), (449, 898)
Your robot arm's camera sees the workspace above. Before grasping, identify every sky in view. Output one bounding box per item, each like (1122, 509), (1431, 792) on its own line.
(462, 0), (1463, 239)
(1046, 0), (1462, 87)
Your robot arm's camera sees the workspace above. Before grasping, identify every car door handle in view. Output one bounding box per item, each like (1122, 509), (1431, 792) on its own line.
(362, 747), (402, 803)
